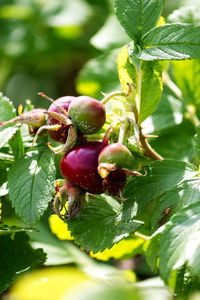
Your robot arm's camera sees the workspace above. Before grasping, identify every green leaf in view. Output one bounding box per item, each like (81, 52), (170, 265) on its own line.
(195, 126), (200, 159)
(90, 236), (144, 261)
(0, 92), (16, 123)
(0, 152), (14, 167)
(29, 222), (125, 278)
(117, 45), (137, 109)
(8, 147), (56, 226)
(159, 203), (200, 283)
(151, 178), (200, 231)
(0, 232), (46, 294)
(123, 160), (198, 214)
(76, 49), (120, 99)
(138, 24), (200, 61)
(0, 153), (14, 187)
(144, 231), (161, 273)
(137, 60), (163, 123)
(0, 93), (18, 149)
(29, 222), (76, 266)
(32, 242), (75, 266)
(0, 127), (19, 149)
(172, 59), (200, 105)
(0, 224), (36, 236)
(142, 93), (184, 133)
(0, 169), (8, 187)
(113, 0), (164, 44)
(0, 182), (8, 197)
(117, 45), (163, 123)
(150, 120), (196, 162)
(68, 194), (143, 253)
(9, 129), (24, 159)
(169, 266), (200, 299)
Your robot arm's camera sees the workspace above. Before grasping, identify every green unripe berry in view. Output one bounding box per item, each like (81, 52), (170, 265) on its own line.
(68, 96), (106, 135)
(98, 143), (133, 169)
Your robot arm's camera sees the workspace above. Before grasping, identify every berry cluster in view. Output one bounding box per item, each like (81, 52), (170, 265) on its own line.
(1, 93), (142, 219)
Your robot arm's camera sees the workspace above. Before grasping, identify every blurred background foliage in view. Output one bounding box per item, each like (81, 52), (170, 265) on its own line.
(0, 0), (111, 107)
(1, 0), (200, 299)
(0, 0), (199, 108)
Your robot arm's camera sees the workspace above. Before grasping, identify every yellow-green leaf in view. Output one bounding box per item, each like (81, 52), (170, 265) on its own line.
(117, 45), (137, 109)
(49, 214), (74, 241)
(90, 237), (144, 261)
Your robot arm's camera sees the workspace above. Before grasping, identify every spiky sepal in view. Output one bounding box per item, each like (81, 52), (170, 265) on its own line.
(51, 180), (86, 220)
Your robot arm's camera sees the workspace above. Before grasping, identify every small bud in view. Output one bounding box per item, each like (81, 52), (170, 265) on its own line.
(18, 104), (23, 115)
(50, 180), (86, 220)
(65, 182), (86, 219)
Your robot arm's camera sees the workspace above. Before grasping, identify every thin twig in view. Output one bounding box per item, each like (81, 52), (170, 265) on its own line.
(139, 127), (163, 161)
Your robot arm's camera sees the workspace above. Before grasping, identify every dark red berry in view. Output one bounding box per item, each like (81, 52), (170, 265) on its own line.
(47, 96), (76, 142)
(68, 96), (106, 135)
(60, 142), (107, 194)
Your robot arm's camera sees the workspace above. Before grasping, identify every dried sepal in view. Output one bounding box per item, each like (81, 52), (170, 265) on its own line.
(51, 180), (86, 220)
(0, 109), (46, 128)
(47, 124), (77, 154)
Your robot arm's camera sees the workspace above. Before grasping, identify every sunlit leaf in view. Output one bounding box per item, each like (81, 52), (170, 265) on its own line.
(49, 214), (74, 241)
(90, 237), (144, 261)
(0, 93), (18, 149)
(8, 145), (56, 225)
(159, 204), (200, 283)
(138, 24), (200, 61)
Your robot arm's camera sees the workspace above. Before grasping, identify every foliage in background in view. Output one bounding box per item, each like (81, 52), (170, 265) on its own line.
(2, 0), (200, 300)
(0, 0), (110, 107)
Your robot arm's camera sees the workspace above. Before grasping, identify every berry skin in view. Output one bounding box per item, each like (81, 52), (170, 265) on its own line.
(47, 96), (76, 142)
(68, 96), (106, 135)
(98, 143), (133, 170)
(60, 142), (107, 194)
(98, 143), (134, 198)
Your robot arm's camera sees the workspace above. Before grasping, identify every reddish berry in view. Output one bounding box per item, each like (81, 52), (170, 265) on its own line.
(68, 96), (106, 135)
(47, 96), (76, 142)
(60, 142), (107, 194)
